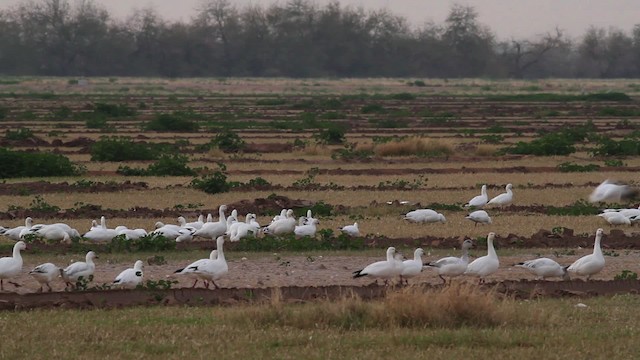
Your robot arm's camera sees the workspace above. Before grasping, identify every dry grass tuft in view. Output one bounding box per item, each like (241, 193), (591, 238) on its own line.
(246, 283), (528, 330)
(375, 137), (454, 157)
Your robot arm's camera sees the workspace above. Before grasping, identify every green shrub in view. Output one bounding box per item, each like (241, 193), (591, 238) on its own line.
(315, 125), (346, 145)
(93, 102), (136, 117)
(390, 92), (416, 100)
(256, 98), (287, 106)
(85, 115), (110, 129)
(5, 127), (34, 140)
(480, 134), (504, 144)
(604, 159), (626, 167)
(591, 136), (640, 157)
(0, 148), (81, 178)
(361, 104), (386, 114)
(0, 106), (9, 120)
(501, 125), (594, 156)
(557, 162), (600, 172)
(546, 200), (600, 216)
(412, 80), (426, 87)
(90, 137), (158, 162)
(213, 130), (245, 152)
(598, 107), (640, 117)
(145, 113), (200, 132)
(108, 234), (176, 252)
(146, 154), (195, 176)
(486, 92), (631, 102)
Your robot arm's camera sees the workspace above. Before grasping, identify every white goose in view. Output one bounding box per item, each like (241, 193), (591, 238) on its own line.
(264, 209), (295, 236)
(180, 215), (205, 230)
(174, 250), (218, 288)
(294, 218), (319, 237)
(487, 183), (513, 207)
(403, 209), (446, 223)
(465, 232), (499, 283)
(26, 224), (75, 243)
(29, 262), (60, 292)
(189, 236), (228, 289)
(115, 226), (148, 240)
(0, 241), (26, 291)
(1, 217), (33, 241)
(339, 222), (360, 237)
(400, 248), (425, 284)
(61, 251), (98, 289)
(193, 205), (228, 240)
(229, 214), (260, 242)
(515, 258), (569, 280)
(466, 210), (492, 226)
(113, 260), (144, 289)
(465, 184), (488, 208)
(352, 247), (402, 285)
(426, 239), (473, 283)
(567, 228), (605, 280)
(589, 179), (636, 203)
(597, 212), (631, 226)
(83, 216), (118, 242)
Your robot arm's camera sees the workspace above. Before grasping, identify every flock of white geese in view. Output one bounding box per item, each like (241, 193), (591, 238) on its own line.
(0, 179), (631, 292)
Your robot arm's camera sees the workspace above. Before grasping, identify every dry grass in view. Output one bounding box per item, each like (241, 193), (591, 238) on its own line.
(374, 138), (455, 157)
(245, 283), (528, 330)
(1, 293), (640, 358)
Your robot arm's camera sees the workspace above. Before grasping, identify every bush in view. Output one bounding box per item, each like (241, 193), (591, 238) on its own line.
(93, 102), (136, 117)
(85, 115), (110, 130)
(557, 162), (600, 172)
(117, 154), (195, 176)
(375, 138), (453, 157)
(90, 137), (158, 162)
(191, 171), (231, 194)
(503, 132), (576, 156)
(146, 154), (195, 176)
(5, 127), (34, 140)
(213, 130), (245, 152)
(315, 125), (346, 145)
(0, 148), (81, 178)
(591, 136), (640, 157)
(390, 92), (416, 100)
(0, 106), (9, 120)
(145, 113), (200, 132)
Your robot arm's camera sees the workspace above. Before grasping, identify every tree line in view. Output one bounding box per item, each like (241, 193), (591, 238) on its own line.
(0, 0), (639, 78)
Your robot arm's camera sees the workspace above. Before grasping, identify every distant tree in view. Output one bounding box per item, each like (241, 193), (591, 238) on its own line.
(499, 28), (566, 78)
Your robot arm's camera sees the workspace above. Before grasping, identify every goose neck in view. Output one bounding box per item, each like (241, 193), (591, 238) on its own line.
(487, 238), (497, 258)
(12, 244), (23, 259)
(216, 239), (226, 261)
(593, 235), (603, 257)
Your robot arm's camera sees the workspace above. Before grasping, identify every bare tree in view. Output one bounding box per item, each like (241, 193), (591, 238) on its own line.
(501, 28), (565, 78)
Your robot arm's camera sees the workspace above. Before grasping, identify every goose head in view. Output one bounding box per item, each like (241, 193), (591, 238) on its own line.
(134, 260), (144, 270)
(462, 239), (474, 250)
(438, 213), (447, 223)
(506, 183), (513, 191)
(86, 251), (98, 261)
(177, 216), (187, 226)
(15, 241), (27, 252)
(481, 184), (487, 195)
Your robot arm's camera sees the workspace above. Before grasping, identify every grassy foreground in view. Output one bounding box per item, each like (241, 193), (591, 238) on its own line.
(0, 285), (639, 359)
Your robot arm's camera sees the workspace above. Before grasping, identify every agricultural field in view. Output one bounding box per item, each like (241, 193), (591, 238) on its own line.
(1, 77), (640, 358)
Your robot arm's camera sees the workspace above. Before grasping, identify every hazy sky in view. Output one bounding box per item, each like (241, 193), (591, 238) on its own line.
(1, 0), (639, 39)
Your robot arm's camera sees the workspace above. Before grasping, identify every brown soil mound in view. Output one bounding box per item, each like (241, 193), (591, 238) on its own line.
(0, 280), (637, 311)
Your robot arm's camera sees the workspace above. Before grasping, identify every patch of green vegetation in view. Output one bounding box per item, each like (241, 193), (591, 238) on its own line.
(90, 137), (159, 161)
(614, 270), (638, 280)
(256, 98), (287, 106)
(591, 135), (640, 157)
(0, 148), (82, 178)
(117, 154), (195, 177)
(331, 143), (374, 161)
(5, 127), (34, 140)
(546, 200), (600, 216)
(361, 103), (387, 114)
(479, 134), (504, 144)
(108, 234), (176, 252)
(389, 92), (416, 100)
(487, 92), (631, 102)
(597, 107), (640, 117)
(502, 124), (594, 156)
(557, 162), (600, 173)
(314, 125), (346, 145)
(145, 113), (200, 132)
(604, 159), (626, 167)
(93, 102), (136, 117)
(213, 130), (246, 153)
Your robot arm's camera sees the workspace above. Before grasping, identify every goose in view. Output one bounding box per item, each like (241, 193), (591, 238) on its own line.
(339, 222), (360, 237)
(175, 226), (197, 243)
(465, 210), (492, 226)
(113, 260), (144, 289)
(426, 239), (474, 284)
(115, 226), (148, 240)
(294, 218), (319, 238)
(29, 262), (60, 292)
(28, 224), (72, 244)
(61, 251), (98, 289)
(487, 183), (513, 207)
(353, 247), (402, 285)
(597, 212), (631, 226)
(0, 241), (27, 291)
(151, 221), (184, 241)
(271, 209), (287, 223)
(465, 184), (488, 208)
(229, 214), (261, 242)
(400, 248), (425, 284)
(193, 205), (228, 240)
(227, 213), (252, 237)
(589, 179), (637, 203)
(188, 236), (228, 289)
(465, 232), (499, 283)
(264, 209), (295, 236)
(83, 216), (118, 242)
(567, 228), (605, 280)
(515, 258), (569, 280)
(174, 250), (218, 288)
(403, 209), (446, 223)
(181, 215), (205, 230)
(1, 217), (33, 241)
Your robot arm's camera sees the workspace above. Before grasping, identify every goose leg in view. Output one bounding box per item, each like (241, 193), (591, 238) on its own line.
(1, 279), (3, 291)
(211, 281), (219, 289)
(191, 279), (198, 288)
(47, 283), (53, 292)
(438, 275), (446, 284)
